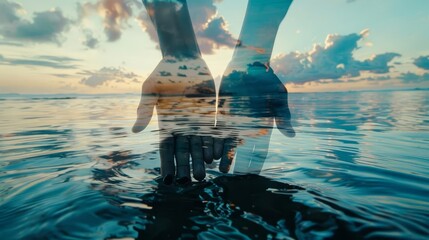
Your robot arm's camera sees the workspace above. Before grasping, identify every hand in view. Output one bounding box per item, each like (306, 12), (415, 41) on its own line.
(133, 57), (216, 184)
(214, 0), (295, 174)
(216, 62), (295, 174)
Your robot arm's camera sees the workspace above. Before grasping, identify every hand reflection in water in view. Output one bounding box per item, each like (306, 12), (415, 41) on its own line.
(133, 0), (217, 184)
(216, 0), (295, 174)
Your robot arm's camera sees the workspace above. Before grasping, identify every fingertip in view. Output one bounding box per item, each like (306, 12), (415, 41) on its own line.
(219, 164), (230, 173)
(193, 171), (206, 181)
(163, 174), (174, 185)
(278, 123), (296, 138)
(132, 124), (143, 133)
(219, 138), (235, 173)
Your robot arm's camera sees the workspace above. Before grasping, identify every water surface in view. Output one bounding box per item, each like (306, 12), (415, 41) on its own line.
(0, 90), (428, 239)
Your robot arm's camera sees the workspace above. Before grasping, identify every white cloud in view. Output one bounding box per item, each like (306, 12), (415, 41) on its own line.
(271, 30), (400, 84)
(78, 0), (141, 42)
(0, 1), (72, 44)
(136, 0), (236, 54)
(80, 67), (141, 87)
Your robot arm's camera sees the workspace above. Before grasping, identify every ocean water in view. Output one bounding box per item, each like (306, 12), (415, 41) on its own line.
(0, 90), (428, 239)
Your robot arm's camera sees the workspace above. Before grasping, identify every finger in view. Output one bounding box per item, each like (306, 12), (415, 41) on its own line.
(190, 136), (205, 181)
(219, 138), (236, 173)
(132, 81), (158, 133)
(175, 136), (191, 184)
(276, 117), (295, 137)
(275, 107), (295, 137)
(272, 90), (295, 138)
(159, 135), (175, 185)
(247, 136), (270, 174)
(213, 138), (224, 160)
(202, 136), (214, 164)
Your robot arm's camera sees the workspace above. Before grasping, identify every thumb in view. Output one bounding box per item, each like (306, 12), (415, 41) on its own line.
(276, 114), (295, 138)
(273, 94), (295, 138)
(132, 81), (158, 133)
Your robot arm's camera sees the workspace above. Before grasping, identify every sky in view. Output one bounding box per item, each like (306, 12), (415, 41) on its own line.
(0, 0), (428, 94)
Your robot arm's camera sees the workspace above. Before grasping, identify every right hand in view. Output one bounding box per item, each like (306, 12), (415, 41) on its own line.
(216, 61), (295, 174)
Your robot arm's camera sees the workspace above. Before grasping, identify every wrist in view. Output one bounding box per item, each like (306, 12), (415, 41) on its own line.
(246, 0), (292, 23)
(144, 0), (201, 58)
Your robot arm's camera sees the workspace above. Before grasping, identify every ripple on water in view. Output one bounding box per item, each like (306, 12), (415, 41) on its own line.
(1, 92), (429, 239)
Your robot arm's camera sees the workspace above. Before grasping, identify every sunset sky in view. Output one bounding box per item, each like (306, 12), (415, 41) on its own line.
(0, 0), (428, 94)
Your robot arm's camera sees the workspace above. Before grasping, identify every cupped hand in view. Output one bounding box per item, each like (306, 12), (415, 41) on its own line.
(133, 57), (217, 184)
(216, 62), (295, 174)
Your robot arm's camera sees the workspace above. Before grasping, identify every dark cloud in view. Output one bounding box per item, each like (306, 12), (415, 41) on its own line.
(136, 0), (236, 54)
(197, 17), (236, 54)
(37, 55), (80, 62)
(271, 30), (401, 84)
(0, 1), (72, 44)
(399, 72), (429, 83)
(78, 0), (141, 42)
(188, 0), (236, 53)
(136, 10), (158, 43)
(347, 75), (391, 83)
(357, 53), (401, 74)
(82, 30), (100, 49)
(80, 67), (140, 87)
(413, 55), (429, 70)
(51, 74), (75, 78)
(0, 41), (25, 47)
(0, 55), (80, 69)
(0, 0), (22, 23)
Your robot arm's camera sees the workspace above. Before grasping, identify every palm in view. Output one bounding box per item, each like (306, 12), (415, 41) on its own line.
(133, 57), (216, 183)
(217, 62), (295, 174)
(133, 57), (216, 134)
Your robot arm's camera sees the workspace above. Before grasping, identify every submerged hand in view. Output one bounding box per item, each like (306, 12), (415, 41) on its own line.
(216, 62), (295, 174)
(133, 57), (216, 184)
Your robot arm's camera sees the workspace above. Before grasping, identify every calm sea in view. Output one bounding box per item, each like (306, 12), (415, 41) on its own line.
(0, 90), (428, 239)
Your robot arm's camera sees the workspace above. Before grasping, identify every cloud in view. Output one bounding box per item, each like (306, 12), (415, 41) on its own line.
(79, 67), (141, 87)
(188, 0), (236, 53)
(197, 17), (236, 54)
(0, 41), (25, 47)
(78, 0), (141, 42)
(0, 1), (72, 44)
(0, 55), (80, 69)
(399, 72), (429, 83)
(52, 74), (75, 78)
(82, 30), (100, 49)
(414, 55), (429, 70)
(136, 0), (236, 54)
(271, 30), (401, 84)
(347, 75), (391, 83)
(136, 10), (158, 43)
